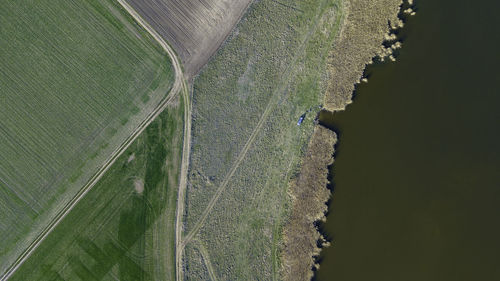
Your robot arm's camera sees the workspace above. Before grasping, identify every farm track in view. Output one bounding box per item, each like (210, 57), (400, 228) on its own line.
(125, 0), (253, 76)
(175, 81), (191, 281)
(193, 239), (218, 281)
(180, 0), (329, 251)
(0, 0), (186, 279)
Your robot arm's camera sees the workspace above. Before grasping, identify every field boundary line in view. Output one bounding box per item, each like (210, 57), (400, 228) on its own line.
(0, 0), (185, 279)
(175, 81), (191, 281)
(115, 2), (191, 281)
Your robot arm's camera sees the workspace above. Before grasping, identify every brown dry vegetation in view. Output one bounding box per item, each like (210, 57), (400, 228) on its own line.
(125, 0), (252, 76)
(323, 0), (403, 110)
(281, 126), (337, 281)
(281, 0), (405, 279)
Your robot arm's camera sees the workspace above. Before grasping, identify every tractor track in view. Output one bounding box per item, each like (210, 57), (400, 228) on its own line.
(0, 0), (186, 279)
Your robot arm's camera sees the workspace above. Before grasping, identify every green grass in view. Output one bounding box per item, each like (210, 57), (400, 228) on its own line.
(10, 98), (184, 281)
(0, 0), (174, 273)
(184, 0), (344, 279)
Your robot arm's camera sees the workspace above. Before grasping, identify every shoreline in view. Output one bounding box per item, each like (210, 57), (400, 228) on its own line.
(281, 0), (411, 279)
(281, 125), (337, 281)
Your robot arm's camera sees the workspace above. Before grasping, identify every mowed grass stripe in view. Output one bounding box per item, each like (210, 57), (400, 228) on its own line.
(0, 0), (174, 274)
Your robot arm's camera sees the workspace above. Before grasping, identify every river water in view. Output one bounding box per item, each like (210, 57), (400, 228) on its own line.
(316, 0), (500, 280)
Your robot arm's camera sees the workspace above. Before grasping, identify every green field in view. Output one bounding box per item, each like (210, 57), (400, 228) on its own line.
(0, 0), (174, 273)
(10, 98), (184, 281)
(183, 0), (343, 279)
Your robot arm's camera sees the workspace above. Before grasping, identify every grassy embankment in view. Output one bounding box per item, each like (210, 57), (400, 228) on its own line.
(0, 0), (173, 274)
(281, 0), (408, 280)
(10, 98), (184, 281)
(182, 0), (344, 279)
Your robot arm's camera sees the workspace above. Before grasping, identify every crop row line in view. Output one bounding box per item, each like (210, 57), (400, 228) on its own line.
(0, 0), (185, 279)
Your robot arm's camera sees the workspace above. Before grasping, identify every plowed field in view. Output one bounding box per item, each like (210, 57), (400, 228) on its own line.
(125, 0), (252, 76)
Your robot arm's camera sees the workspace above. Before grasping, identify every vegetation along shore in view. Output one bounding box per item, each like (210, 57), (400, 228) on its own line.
(281, 0), (412, 279)
(0, 0), (413, 279)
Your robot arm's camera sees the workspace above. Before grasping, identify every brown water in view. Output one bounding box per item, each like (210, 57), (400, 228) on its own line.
(316, 0), (500, 280)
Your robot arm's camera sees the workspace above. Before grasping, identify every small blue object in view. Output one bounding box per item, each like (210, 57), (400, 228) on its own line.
(297, 114), (305, 126)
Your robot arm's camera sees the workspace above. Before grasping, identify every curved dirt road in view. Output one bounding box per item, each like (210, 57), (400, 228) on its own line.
(0, 1), (186, 280)
(175, 80), (191, 281)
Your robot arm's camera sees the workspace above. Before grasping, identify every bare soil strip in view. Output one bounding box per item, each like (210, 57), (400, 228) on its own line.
(0, 1), (185, 279)
(175, 81), (191, 281)
(114, 2), (192, 281)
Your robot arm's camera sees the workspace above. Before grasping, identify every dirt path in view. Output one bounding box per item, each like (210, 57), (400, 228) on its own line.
(181, 87), (278, 248)
(180, 0), (330, 251)
(0, 1), (185, 280)
(175, 81), (191, 281)
(193, 239), (218, 281)
(114, 2), (192, 281)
